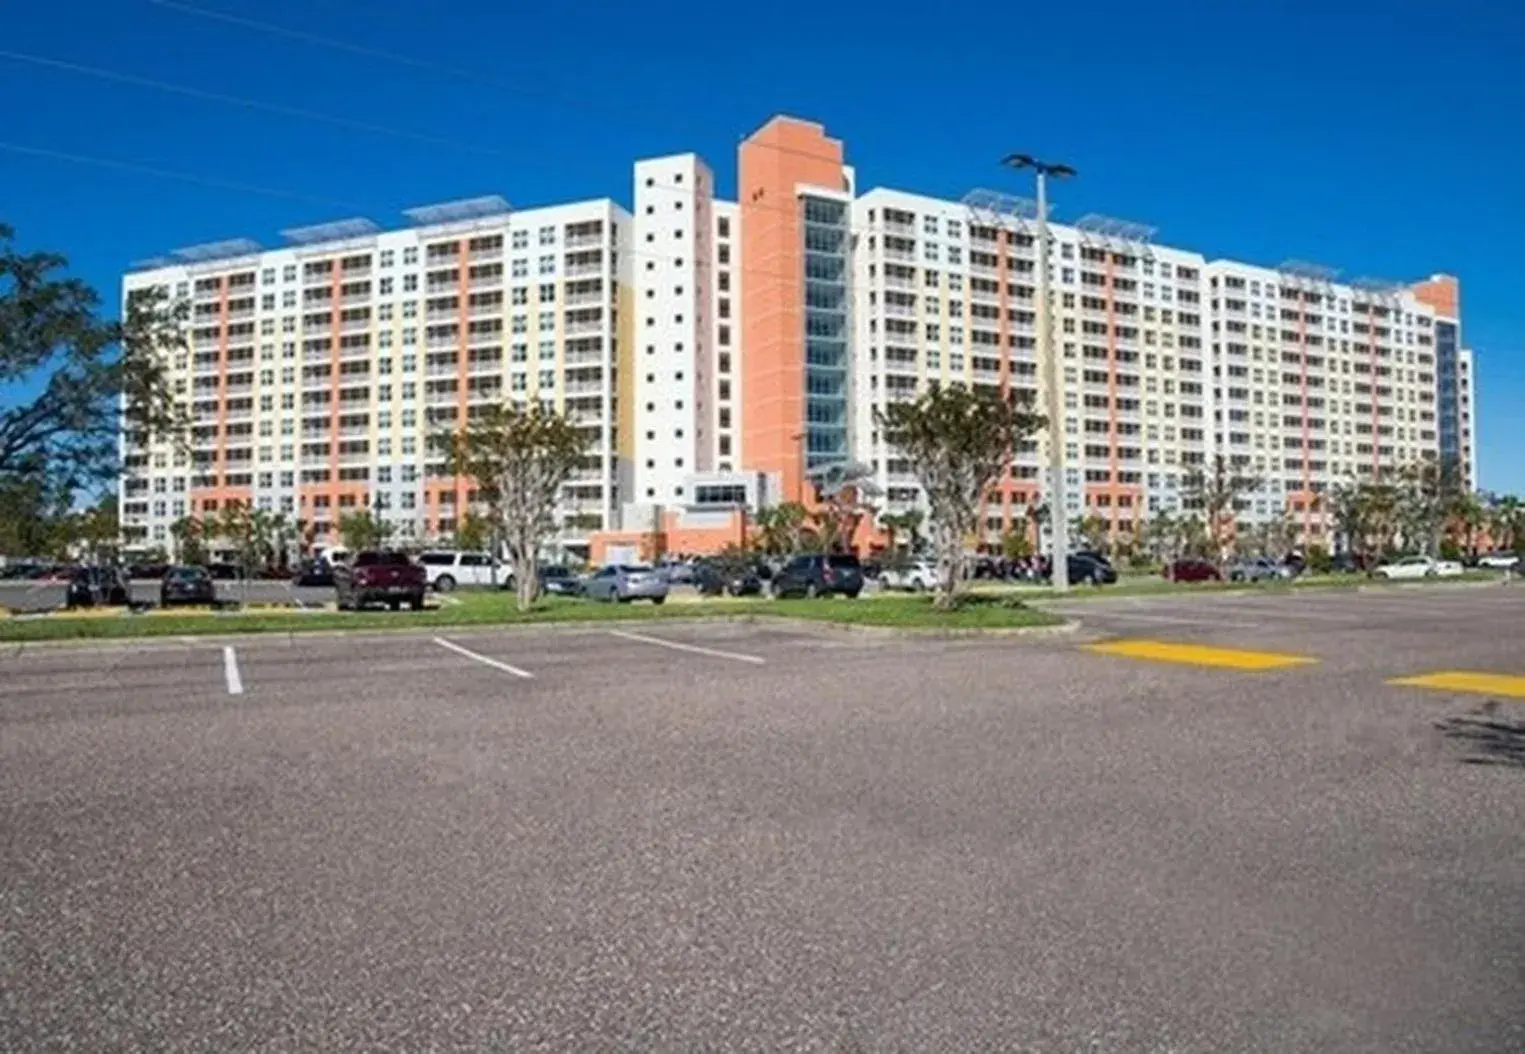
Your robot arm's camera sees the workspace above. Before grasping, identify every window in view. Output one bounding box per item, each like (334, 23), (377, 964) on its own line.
(538, 255), (555, 275)
(379, 250), (395, 268)
(379, 277), (394, 295)
(538, 226), (555, 245)
(511, 259), (528, 278)
(402, 247), (418, 265)
(282, 265), (296, 282)
(402, 274), (417, 292)
(539, 283), (555, 302)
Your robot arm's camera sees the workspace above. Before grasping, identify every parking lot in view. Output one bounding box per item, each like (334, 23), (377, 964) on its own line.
(2, 585), (1523, 1050)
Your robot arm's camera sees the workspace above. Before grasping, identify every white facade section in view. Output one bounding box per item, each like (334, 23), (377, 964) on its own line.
(632, 154), (713, 504)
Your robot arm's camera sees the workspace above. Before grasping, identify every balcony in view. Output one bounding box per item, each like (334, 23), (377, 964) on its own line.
(564, 380), (604, 396)
(565, 233), (604, 249)
(426, 333), (459, 350)
(563, 346), (604, 366)
(426, 389), (459, 406)
(427, 360), (459, 377)
(468, 273), (502, 290)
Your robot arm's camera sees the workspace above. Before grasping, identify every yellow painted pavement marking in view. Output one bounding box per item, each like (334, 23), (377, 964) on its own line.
(1084, 639), (1317, 671)
(1388, 671), (1525, 700)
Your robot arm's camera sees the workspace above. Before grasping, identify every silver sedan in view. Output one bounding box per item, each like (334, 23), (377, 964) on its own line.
(582, 564), (670, 604)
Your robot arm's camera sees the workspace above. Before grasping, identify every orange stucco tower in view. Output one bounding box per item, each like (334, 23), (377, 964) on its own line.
(738, 117), (853, 507)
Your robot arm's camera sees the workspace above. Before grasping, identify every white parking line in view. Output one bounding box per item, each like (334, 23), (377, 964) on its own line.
(609, 629), (766, 664)
(433, 636), (534, 678)
(223, 646), (244, 695)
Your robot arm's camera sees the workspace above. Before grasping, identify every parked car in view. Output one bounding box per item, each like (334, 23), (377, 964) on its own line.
(417, 550), (502, 592)
(1164, 558), (1222, 583)
(694, 559), (763, 597)
(658, 560), (697, 585)
(65, 565), (132, 607)
(334, 550), (428, 610)
(880, 558), (939, 592)
(1063, 552), (1118, 586)
(1476, 550), (1520, 570)
(537, 565), (584, 596)
(770, 554), (864, 599)
(1227, 556), (1293, 583)
(291, 559), (335, 587)
(160, 565), (217, 607)
(582, 564), (669, 604)
(1330, 551), (1371, 574)
(1371, 555), (1464, 580)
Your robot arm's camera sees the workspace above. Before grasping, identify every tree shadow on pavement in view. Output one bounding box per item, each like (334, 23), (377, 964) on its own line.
(1434, 703), (1525, 767)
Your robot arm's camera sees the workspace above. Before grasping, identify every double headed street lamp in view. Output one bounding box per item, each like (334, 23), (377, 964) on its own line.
(1002, 154), (1076, 591)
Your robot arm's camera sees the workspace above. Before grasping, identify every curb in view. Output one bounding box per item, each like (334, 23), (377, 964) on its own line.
(2, 611), (1080, 654)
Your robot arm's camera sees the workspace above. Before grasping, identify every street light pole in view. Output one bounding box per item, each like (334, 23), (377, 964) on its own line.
(1003, 154), (1076, 591)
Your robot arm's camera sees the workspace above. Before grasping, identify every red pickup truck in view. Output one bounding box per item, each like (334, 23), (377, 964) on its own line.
(334, 551), (428, 611)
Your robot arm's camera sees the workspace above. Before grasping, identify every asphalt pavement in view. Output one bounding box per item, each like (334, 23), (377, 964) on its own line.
(2, 585), (1523, 1051)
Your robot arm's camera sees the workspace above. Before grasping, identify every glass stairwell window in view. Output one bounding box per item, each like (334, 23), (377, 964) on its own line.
(802, 195), (850, 470)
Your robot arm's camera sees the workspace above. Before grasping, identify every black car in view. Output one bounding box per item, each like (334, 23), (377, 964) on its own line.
(1041, 552), (1117, 586)
(160, 565), (217, 606)
(694, 559), (763, 597)
(770, 553), (864, 599)
(291, 559), (335, 587)
(65, 565), (132, 608)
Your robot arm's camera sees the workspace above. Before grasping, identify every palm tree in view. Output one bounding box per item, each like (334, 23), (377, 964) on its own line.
(1328, 482), (1369, 557)
(1398, 457), (1464, 556)
(1490, 494), (1523, 554)
(1449, 491), (1486, 560)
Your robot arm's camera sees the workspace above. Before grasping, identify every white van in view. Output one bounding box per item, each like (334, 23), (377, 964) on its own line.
(416, 550), (504, 591)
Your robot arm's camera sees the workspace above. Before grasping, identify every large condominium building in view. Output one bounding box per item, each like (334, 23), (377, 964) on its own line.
(120, 196), (632, 554)
(119, 114), (1478, 559)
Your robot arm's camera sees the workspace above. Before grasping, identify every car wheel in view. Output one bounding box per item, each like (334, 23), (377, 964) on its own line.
(911, 577), (926, 592)
(844, 589), (861, 600)
(434, 574), (456, 593)
(652, 596), (666, 605)
(1085, 572), (1098, 586)
(804, 582), (819, 599)
(409, 596), (425, 611)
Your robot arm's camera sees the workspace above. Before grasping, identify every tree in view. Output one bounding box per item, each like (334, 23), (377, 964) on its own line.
(1000, 528), (1031, 561)
(72, 494), (121, 564)
(1398, 457), (1464, 556)
(436, 403), (590, 611)
(752, 502), (809, 556)
(1490, 494), (1523, 554)
(1449, 490), (1486, 559)
(453, 510), (492, 553)
(874, 384), (1043, 610)
(1, 225), (186, 491)
(169, 514), (207, 565)
(1328, 482), (1371, 557)
(339, 508), (393, 552)
(880, 509), (925, 555)
(1181, 454), (1261, 563)
(1073, 514), (1109, 554)
(808, 461), (879, 555)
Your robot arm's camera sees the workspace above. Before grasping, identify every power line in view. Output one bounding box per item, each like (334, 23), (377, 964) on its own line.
(147, 0), (861, 174)
(0, 48), (509, 159)
(0, 140), (365, 210)
(0, 46), (877, 239)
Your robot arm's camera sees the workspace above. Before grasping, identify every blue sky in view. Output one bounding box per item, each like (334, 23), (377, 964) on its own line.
(4, 0), (1520, 491)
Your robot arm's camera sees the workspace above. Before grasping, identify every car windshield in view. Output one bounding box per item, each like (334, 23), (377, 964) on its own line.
(620, 565), (653, 573)
(167, 567), (205, 581)
(418, 553), (454, 566)
(355, 552), (411, 567)
(827, 555), (860, 569)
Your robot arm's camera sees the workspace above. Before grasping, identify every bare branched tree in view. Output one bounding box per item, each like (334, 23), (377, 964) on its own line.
(874, 385), (1043, 610)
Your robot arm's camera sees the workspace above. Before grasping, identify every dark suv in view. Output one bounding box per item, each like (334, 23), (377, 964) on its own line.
(770, 554), (864, 599)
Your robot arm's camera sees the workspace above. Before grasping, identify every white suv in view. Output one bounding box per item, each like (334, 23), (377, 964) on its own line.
(417, 550), (504, 591)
